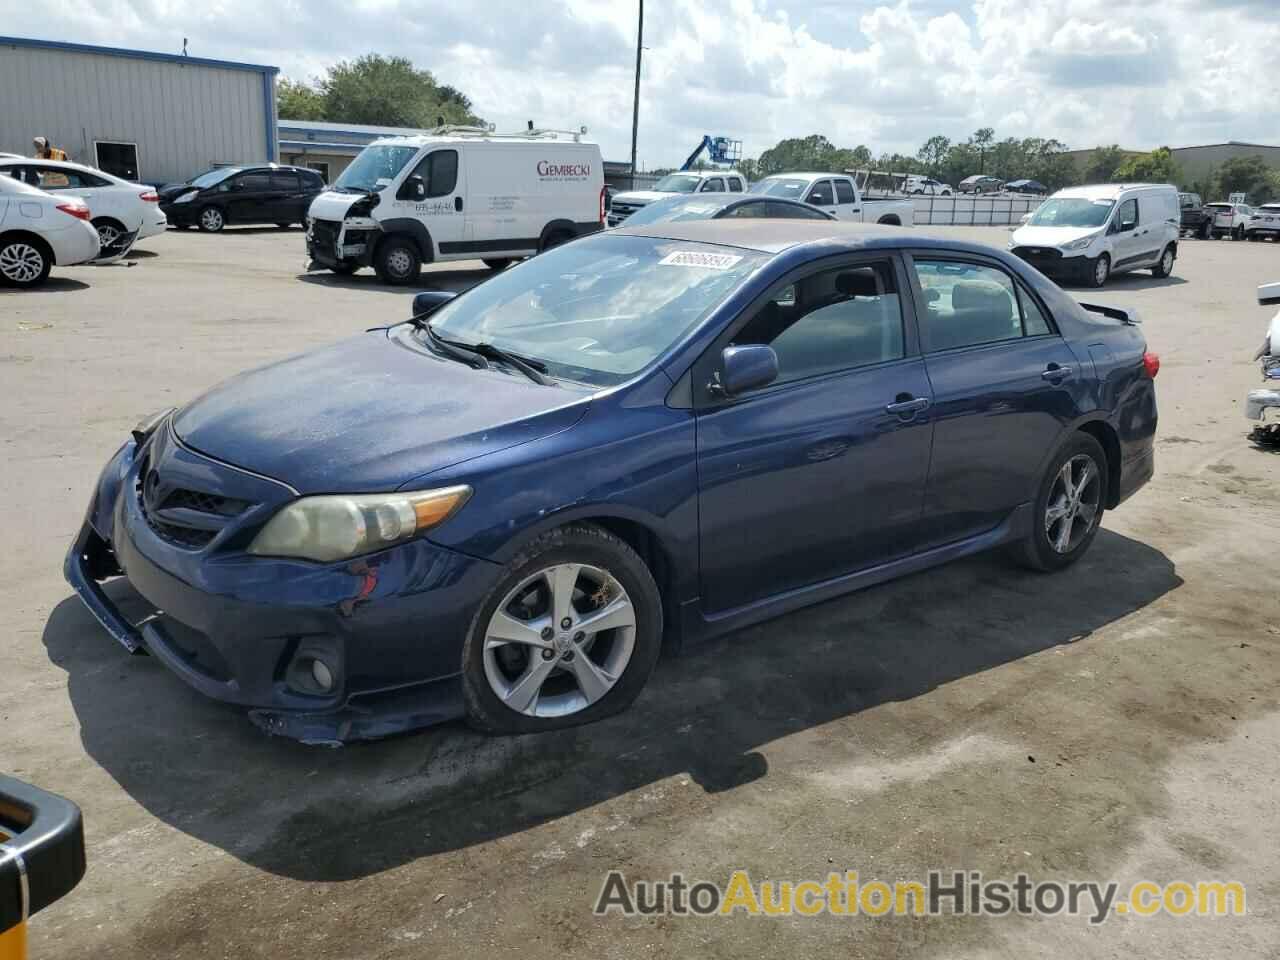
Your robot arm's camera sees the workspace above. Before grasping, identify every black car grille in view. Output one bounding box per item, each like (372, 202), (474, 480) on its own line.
(136, 455), (253, 550)
(607, 201), (646, 226)
(1012, 246), (1064, 263)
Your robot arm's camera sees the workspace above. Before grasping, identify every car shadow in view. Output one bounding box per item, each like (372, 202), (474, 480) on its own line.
(0, 277), (91, 293)
(43, 528), (1180, 882)
(295, 266), (496, 295)
(1061, 274), (1189, 291)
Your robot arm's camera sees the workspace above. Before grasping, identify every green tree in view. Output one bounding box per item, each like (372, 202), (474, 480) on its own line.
(1215, 155), (1277, 203)
(1081, 145), (1127, 183)
(917, 135), (951, 175)
(972, 127), (995, 173)
(1113, 146), (1179, 184)
(756, 135), (839, 175)
(318, 54), (483, 128)
(277, 77), (326, 120)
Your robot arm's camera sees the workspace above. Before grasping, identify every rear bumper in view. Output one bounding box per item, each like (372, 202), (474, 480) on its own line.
(64, 432), (503, 742)
(50, 221), (101, 266)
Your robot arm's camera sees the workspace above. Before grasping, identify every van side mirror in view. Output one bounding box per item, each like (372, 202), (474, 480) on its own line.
(1120, 219), (1136, 232)
(709, 344), (778, 398)
(411, 290), (457, 319)
(399, 175), (426, 201)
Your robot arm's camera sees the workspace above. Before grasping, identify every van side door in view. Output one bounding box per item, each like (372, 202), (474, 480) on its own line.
(1108, 197), (1147, 268)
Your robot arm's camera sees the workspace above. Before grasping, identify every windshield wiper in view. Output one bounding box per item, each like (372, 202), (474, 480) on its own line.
(464, 343), (554, 386)
(418, 321), (488, 370)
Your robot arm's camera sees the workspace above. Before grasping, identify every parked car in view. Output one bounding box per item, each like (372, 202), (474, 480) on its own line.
(1178, 192), (1212, 238)
(308, 131), (605, 283)
(1005, 179), (1048, 195)
(1009, 183), (1180, 287)
(959, 175), (1004, 194)
(67, 220), (1157, 742)
(749, 173), (914, 225)
(0, 158), (166, 255)
(159, 164), (325, 233)
(1206, 201), (1253, 240)
(1246, 204), (1280, 242)
(0, 175), (99, 287)
(905, 175), (954, 196)
(0, 775), (86, 960)
(607, 170), (747, 227)
(610, 192), (834, 227)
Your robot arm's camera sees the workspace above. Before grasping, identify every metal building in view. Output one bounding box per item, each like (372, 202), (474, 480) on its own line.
(0, 35), (277, 186)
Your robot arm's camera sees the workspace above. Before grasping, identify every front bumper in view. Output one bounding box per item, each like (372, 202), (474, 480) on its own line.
(1010, 246), (1091, 281)
(160, 204), (197, 227)
(1246, 387), (1280, 421)
(64, 426), (503, 742)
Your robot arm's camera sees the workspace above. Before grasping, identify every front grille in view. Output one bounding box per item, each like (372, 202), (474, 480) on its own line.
(143, 514), (216, 549)
(310, 218), (340, 247)
(161, 489), (250, 517)
(136, 454), (253, 551)
(1012, 246), (1063, 262)
(607, 201), (647, 226)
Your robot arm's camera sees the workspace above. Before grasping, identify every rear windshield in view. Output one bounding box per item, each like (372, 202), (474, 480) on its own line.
(1205, 203), (1232, 210)
(748, 178), (808, 199)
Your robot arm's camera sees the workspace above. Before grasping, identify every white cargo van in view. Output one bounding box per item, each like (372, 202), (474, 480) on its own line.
(306, 127), (605, 284)
(1009, 183), (1180, 288)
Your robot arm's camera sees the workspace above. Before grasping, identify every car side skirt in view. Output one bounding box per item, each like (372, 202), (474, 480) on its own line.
(680, 503), (1033, 644)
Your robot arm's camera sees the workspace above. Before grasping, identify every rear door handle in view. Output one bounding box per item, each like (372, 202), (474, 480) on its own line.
(1042, 364), (1073, 382)
(885, 396), (931, 416)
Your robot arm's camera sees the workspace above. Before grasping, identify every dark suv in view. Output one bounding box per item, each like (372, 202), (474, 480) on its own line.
(1178, 192), (1211, 238)
(159, 164), (325, 232)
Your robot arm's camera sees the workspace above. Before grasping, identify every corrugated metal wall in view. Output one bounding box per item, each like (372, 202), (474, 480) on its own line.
(0, 41), (276, 185)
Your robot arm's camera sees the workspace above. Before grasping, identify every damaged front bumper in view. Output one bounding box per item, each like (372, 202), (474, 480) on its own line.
(305, 215), (380, 270)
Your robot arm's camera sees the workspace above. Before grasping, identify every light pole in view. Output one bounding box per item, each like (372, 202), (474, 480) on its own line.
(630, 0), (643, 189)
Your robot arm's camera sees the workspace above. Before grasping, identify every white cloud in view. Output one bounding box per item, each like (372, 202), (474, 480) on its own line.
(1, 0), (1276, 166)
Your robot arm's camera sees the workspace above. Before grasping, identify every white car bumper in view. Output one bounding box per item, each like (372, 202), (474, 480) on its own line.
(137, 206), (168, 240)
(50, 220), (102, 266)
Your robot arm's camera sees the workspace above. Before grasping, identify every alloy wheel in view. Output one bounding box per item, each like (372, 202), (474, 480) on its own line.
(0, 243), (44, 283)
(1044, 454), (1101, 554)
(482, 562), (636, 717)
(386, 248), (414, 278)
(1094, 256), (1109, 286)
(200, 208), (224, 231)
(96, 222), (121, 249)
(1161, 248), (1174, 274)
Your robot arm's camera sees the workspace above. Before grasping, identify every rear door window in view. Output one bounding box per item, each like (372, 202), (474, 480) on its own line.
(834, 179), (856, 205)
(270, 171), (300, 192)
(231, 171), (271, 193)
(912, 259), (1029, 352)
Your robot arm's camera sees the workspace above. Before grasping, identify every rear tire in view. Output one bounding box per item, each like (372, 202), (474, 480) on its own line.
(539, 230), (573, 253)
(373, 237), (421, 285)
(0, 235), (52, 287)
(1008, 433), (1108, 572)
(461, 524), (663, 735)
(482, 258), (513, 270)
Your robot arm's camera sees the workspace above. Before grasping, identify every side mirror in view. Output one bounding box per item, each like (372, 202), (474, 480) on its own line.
(710, 344), (778, 398)
(400, 175), (426, 201)
(1258, 282), (1280, 306)
(411, 290), (457, 319)
(1120, 220), (1136, 232)
(1019, 212), (1032, 225)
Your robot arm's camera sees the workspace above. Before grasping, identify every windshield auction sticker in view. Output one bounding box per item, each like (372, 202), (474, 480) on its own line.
(659, 250), (744, 270)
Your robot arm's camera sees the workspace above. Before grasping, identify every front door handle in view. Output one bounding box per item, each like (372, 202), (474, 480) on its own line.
(455, 196), (463, 212)
(1041, 363), (1073, 382)
(885, 396), (931, 416)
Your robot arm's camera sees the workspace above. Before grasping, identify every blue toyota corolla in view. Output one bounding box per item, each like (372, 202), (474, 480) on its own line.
(66, 221), (1158, 743)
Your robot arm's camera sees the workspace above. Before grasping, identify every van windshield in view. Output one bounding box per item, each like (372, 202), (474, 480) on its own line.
(1028, 198), (1115, 228)
(424, 234), (765, 387)
(334, 145), (418, 193)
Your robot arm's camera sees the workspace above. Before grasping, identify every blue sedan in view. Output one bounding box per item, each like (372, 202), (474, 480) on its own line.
(66, 221), (1158, 742)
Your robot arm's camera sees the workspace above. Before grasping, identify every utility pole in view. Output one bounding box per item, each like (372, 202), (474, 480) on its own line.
(630, 0), (643, 190)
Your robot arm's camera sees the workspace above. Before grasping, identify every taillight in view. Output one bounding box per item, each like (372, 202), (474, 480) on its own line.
(139, 191), (159, 202)
(1142, 351), (1160, 378)
(599, 186), (607, 225)
(56, 202), (92, 221)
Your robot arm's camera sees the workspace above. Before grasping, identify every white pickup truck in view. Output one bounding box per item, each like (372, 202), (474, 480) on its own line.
(749, 172), (914, 226)
(608, 170), (747, 226)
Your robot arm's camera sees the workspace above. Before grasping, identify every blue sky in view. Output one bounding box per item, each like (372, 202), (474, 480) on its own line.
(2, 0), (1275, 167)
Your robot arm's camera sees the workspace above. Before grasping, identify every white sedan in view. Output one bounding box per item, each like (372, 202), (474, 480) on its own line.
(0, 158), (166, 255)
(0, 175), (100, 287)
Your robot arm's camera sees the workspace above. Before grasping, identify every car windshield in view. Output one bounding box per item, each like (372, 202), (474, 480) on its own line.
(748, 178), (808, 199)
(188, 167), (239, 188)
(1179, 193), (1199, 207)
(423, 234), (765, 387)
(651, 174), (703, 193)
(620, 197), (726, 225)
(1205, 203), (1232, 210)
(1028, 198), (1115, 228)
(334, 145), (419, 193)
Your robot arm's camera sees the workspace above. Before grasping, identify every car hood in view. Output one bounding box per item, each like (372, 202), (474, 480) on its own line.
(173, 330), (590, 494)
(157, 182), (199, 201)
(612, 190), (675, 205)
(1011, 225), (1101, 248)
(308, 189), (366, 220)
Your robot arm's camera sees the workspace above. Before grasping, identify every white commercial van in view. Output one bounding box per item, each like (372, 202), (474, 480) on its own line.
(306, 127), (605, 284)
(1009, 183), (1180, 288)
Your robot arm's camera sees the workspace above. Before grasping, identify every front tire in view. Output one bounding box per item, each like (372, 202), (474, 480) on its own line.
(373, 237), (421, 285)
(1009, 433), (1108, 572)
(461, 524), (663, 735)
(482, 258), (513, 270)
(1152, 244), (1175, 278)
(197, 206), (225, 233)
(0, 236), (52, 287)
(1087, 253), (1110, 288)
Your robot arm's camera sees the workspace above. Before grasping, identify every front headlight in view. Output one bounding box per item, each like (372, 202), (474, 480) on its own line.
(1062, 235), (1097, 252)
(247, 485), (471, 563)
(173, 190), (199, 204)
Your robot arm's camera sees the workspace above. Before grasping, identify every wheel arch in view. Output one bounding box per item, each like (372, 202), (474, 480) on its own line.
(539, 219), (577, 251)
(1076, 419), (1123, 509)
(0, 229), (55, 264)
(876, 214), (902, 226)
(376, 218), (434, 263)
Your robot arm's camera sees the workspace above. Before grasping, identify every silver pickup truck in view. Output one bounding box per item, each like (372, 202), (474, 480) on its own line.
(749, 172), (915, 226)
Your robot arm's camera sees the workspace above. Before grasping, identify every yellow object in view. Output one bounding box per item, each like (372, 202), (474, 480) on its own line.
(0, 921), (27, 960)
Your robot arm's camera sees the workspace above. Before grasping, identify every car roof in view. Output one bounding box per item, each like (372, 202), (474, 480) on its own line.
(612, 219), (992, 256)
(1054, 183), (1174, 200)
(758, 171), (849, 181)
